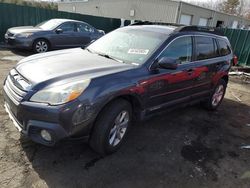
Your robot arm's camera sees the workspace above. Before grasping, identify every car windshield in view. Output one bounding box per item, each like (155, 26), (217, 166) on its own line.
(87, 27), (168, 65)
(36, 19), (64, 30)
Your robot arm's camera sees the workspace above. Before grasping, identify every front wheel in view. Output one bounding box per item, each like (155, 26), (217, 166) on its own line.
(202, 79), (227, 110)
(89, 99), (132, 155)
(33, 39), (49, 53)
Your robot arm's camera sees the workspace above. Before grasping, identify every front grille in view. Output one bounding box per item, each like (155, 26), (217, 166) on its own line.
(3, 69), (29, 105)
(6, 31), (14, 37)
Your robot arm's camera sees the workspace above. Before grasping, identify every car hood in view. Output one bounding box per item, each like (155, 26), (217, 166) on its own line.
(8, 26), (43, 34)
(16, 48), (134, 84)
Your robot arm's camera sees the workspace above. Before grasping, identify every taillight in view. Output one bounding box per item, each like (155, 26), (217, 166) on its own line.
(233, 55), (238, 66)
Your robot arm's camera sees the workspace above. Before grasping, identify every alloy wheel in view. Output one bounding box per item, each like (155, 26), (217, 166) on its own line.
(35, 41), (48, 53)
(212, 85), (224, 107)
(109, 110), (129, 147)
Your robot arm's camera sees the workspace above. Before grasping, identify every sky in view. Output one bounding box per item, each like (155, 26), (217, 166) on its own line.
(182, 0), (250, 8)
(182, 0), (218, 2)
(182, 0), (220, 2)
(183, 0), (211, 2)
(183, 0), (250, 3)
(181, 0), (222, 3)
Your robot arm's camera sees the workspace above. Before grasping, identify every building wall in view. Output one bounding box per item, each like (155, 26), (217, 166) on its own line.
(180, 2), (250, 28)
(179, 2), (213, 26)
(59, 0), (179, 23)
(59, 0), (250, 28)
(213, 12), (250, 28)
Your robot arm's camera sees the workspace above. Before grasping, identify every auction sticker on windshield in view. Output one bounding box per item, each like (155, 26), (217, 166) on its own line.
(128, 49), (149, 55)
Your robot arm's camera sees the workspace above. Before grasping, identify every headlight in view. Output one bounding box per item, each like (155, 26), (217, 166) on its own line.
(30, 79), (91, 105)
(16, 32), (33, 38)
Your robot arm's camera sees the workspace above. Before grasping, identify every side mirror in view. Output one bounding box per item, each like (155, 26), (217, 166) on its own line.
(89, 39), (96, 44)
(55, 28), (63, 34)
(81, 40), (96, 49)
(157, 57), (178, 70)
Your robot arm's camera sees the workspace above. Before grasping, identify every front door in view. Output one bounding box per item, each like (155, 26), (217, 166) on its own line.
(50, 22), (78, 48)
(141, 36), (201, 113)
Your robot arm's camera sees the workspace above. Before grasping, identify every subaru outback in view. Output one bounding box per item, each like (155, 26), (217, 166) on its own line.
(3, 23), (233, 155)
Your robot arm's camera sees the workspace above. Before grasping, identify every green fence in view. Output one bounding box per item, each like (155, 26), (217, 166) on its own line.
(1, 3), (249, 66)
(0, 2), (121, 43)
(218, 28), (250, 66)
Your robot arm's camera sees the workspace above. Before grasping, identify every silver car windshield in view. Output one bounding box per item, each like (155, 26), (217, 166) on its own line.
(87, 27), (168, 65)
(36, 19), (64, 30)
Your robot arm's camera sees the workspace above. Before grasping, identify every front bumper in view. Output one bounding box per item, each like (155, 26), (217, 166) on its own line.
(4, 102), (68, 145)
(3, 87), (94, 146)
(5, 35), (33, 49)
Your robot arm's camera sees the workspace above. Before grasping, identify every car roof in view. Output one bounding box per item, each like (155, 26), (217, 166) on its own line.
(48, 18), (84, 24)
(127, 25), (177, 35)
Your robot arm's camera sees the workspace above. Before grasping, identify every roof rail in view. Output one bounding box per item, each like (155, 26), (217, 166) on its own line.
(175, 26), (224, 36)
(130, 21), (184, 27)
(130, 22), (224, 36)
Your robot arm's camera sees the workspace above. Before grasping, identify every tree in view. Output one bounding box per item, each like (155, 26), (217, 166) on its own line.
(219, 0), (250, 18)
(245, 11), (250, 19)
(0, 0), (58, 10)
(219, 0), (240, 15)
(237, 0), (250, 17)
(184, 0), (250, 19)
(183, 0), (224, 12)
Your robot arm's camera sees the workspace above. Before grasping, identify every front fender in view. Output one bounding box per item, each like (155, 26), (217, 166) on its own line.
(86, 76), (145, 118)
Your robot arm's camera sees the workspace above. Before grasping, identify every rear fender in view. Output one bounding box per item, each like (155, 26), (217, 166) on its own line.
(212, 62), (230, 86)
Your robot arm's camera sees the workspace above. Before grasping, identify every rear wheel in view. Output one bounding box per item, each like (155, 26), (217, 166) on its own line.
(202, 79), (227, 110)
(89, 99), (132, 155)
(33, 39), (49, 53)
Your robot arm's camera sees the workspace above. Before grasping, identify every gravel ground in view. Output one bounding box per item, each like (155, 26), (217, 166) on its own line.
(0, 49), (250, 188)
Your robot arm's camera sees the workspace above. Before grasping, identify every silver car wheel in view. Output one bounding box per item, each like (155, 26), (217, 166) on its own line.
(109, 110), (129, 147)
(35, 41), (48, 53)
(212, 85), (224, 107)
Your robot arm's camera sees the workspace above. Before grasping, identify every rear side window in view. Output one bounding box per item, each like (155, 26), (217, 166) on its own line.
(195, 36), (217, 60)
(159, 36), (192, 64)
(217, 39), (231, 56)
(76, 23), (94, 33)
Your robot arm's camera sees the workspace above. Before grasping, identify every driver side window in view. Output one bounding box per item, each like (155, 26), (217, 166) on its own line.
(159, 36), (192, 64)
(58, 22), (75, 32)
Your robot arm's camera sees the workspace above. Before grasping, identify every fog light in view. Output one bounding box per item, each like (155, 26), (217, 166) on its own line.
(40, 130), (52, 142)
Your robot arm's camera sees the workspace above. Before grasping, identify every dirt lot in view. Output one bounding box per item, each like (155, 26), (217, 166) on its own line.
(0, 48), (250, 188)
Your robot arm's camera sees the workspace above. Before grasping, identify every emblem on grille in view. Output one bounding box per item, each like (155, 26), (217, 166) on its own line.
(10, 71), (31, 91)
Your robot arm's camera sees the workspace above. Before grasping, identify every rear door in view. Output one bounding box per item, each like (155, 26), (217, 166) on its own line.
(191, 36), (221, 97)
(75, 22), (93, 47)
(143, 36), (201, 112)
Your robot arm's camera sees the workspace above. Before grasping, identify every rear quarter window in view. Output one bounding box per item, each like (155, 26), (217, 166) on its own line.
(195, 36), (218, 60)
(217, 39), (231, 56)
(77, 23), (95, 33)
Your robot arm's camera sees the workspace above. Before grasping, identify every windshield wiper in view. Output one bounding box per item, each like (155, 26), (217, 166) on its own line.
(86, 48), (124, 63)
(96, 52), (124, 63)
(86, 48), (94, 53)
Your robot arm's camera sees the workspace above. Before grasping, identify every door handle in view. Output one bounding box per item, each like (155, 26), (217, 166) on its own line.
(186, 69), (194, 75)
(215, 63), (220, 68)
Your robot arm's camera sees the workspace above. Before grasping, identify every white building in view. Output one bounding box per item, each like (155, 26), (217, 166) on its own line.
(58, 0), (250, 29)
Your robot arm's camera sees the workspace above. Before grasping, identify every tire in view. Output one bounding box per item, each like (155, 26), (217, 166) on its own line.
(89, 99), (132, 155)
(33, 39), (49, 53)
(202, 79), (227, 110)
